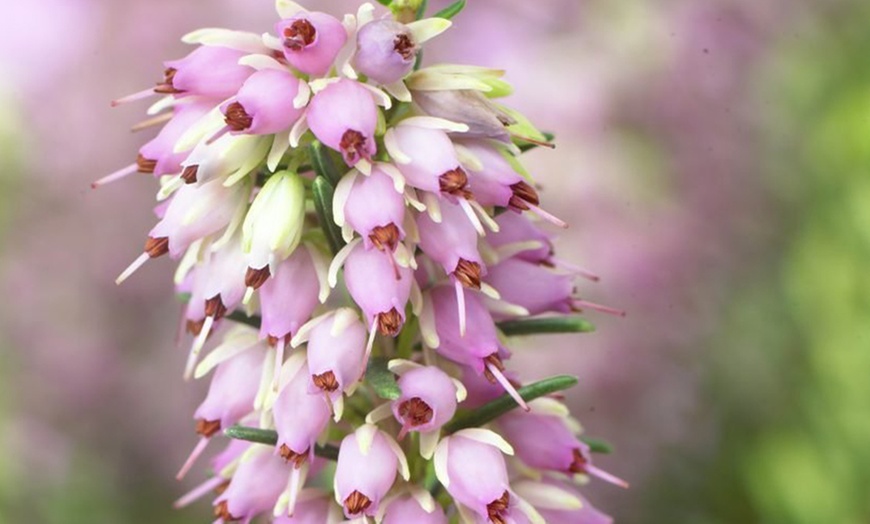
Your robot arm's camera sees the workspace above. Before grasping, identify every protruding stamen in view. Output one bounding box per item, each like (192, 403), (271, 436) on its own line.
(487, 491), (511, 524)
(369, 223), (401, 252)
(570, 448), (629, 488)
(365, 318), (378, 364)
(131, 112), (173, 132)
(174, 476), (226, 509)
(176, 436), (212, 480)
(224, 101), (253, 131)
(512, 133), (555, 148)
(245, 266), (271, 290)
(283, 19), (316, 51)
(92, 163), (138, 189)
(573, 299), (626, 317)
(344, 490), (373, 516)
(181, 165), (199, 184)
(145, 236), (170, 258)
(278, 443), (308, 468)
(196, 418), (222, 437)
(484, 355), (529, 411)
(116, 252), (150, 285)
(507, 181), (540, 211)
(271, 336), (287, 392)
(111, 88), (158, 107)
(312, 371), (339, 392)
(527, 203), (568, 229)
(376, 308), (403, 336)
(454, 279), (467, 337)
(454, 259), (482, 289)
(459, 198), (485, 236)
(154, 68), (182, 94)
(549, 259), (600, 282)
(185, 314), (215, 380)
(438, 167), (472, 199)
(136, 153), (158, 174)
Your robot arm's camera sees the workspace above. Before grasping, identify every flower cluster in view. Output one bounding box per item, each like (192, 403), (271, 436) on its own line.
(104, 1), (625, 522)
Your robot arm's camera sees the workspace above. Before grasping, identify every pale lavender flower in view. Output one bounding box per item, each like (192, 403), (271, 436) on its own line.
(382, 494), (448, 524)
(343, 241), (413, 336)
(257, 246), (321, 345)
(273, 356), (332, 467)
(222, 69), (305, 135)
(276, 11), (348, 77)
(339, 166), (407, 252)
(273, 492), (341, 523)
(353, 20), (418, 85)
(214, 447), (291, 521)
(388, 123), (471, 199)
(417, 200), (484, 290)
(306, 79), (378, 166)
(391, 365), (460, 439)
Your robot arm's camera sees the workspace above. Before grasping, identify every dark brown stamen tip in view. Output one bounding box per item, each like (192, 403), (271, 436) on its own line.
(312, 371), (340, 393)
(214, 480), (230, 496)
(204, 295), (228, 320)
(224, 102), (253, 132)
(187, 318), (205, 336)
(339, 129), (367, 164)
(136, 153), (157, 174)
(393, 33), (415, 60)
(487, 491), (510, 524)
(144, 236), (170, 258)
(283, 19), (317, 50)
(155, 68), (183, 94)
(482, 353), (506, 384)
(267, 335), (280, 347)
(279, 444), (308, 468)
(214, 500), (236, 521)
(454, 258), (482, 289)
(195, 419), (221, 438)
(181, 165), (199, 184)
(398, 397), (434, 427)
(376, 308), (403, 336)
(369, 223), (401, 252)
(568, 447), (589, 474)
(507, 181), (539, 211)
(438, 167), (472, 199)
(344, 490), (373, 515)
(245, 266), (271, 290)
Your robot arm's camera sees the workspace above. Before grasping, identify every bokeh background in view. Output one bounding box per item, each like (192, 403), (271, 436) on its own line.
(1, 0), (867, 522)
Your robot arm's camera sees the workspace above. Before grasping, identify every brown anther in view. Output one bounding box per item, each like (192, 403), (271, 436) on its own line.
(279, 444), (308, 468)
(195, 418), (221, 438)
(204, 295), (228, 320)
(398, 397), (434, 427)
(245, 266), (271, 290)
(568, 447), (589, 474)
(453, 259), (482, 289)
(187, 318), (205, 336)
(136, 153), (157, 174)
(438, 167), (472, 198)
(369, 223), (401, 252)
(267, 335), (280, 347)
(214, 480), (230, 496)
(507, 181), (539, 211)
(312, 371), (339, 392)
(181, 165), (199, 184)
(283, 19), (317, 50)
(393, 33), (415, 59)
(482, 353), (506, 384)
(224, 102), (253, 131)
(214, 500), (237, 521)
(344, 490), (373, 515)
(486, 491), (510, 524)
(144, 236), (170, 258)
(155, 68), (182, 94)
(339, 129), (367, 163)
(376, 308), (403, 336)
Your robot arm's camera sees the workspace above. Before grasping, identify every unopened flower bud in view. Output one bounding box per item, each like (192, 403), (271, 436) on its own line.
(276, 12), (347, 77)
(242, 171), (306, 273)
(413, 89), (516, 142)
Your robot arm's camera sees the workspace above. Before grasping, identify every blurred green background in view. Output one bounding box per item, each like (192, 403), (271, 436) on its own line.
(1, 0), (868, 522)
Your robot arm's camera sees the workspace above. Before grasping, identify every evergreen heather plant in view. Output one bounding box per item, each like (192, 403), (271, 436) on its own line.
(102, 1), (626, 522)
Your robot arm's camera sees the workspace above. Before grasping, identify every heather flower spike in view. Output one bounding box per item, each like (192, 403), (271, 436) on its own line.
(106, 1), (623, 521)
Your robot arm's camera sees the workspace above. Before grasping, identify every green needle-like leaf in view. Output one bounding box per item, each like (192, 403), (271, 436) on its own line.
(497, 316), (596, 336)
(366, 357), (402, 400)
(415, 0), (429, 19)
(444, 375), (579, 433)
(376, 0), (392, 6)
(581, 436), (614, 454)
(309, 141), (343, 187)
(433, 0), (466, 19)
(224, 426), (340, 461)
(312, 176), (345, 255)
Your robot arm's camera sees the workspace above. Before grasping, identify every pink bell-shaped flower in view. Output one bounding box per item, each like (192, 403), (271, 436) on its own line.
(214, 447), (291, 521)
(307, 79), (378, 166)
(484, 257), (574, 317)
(433, 430), (515, 524)
(222, 69), (305, 135)
(341, 166), (406, 252)
(273, 358), (332, 467)
(273, 493), (341, 524)
(389, 124), (470, 198)
(487, 212), (554, 264)
(334, 425), (408, 519)
(276, 12), (348, 77)
(417, 200), (485, 290)
(516, 479), (613, 524)
(193, 344), (265, 436)
(353, 20), (417, 85)
(382, 495), (448, 524)
(459, 140), (540, 212)
(162, 45), (253, 99)
(343, 242), (412, 336)
(297, 309), (367, 405)
(258, 247), (321, 345)
(391, 365), (459, 438)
